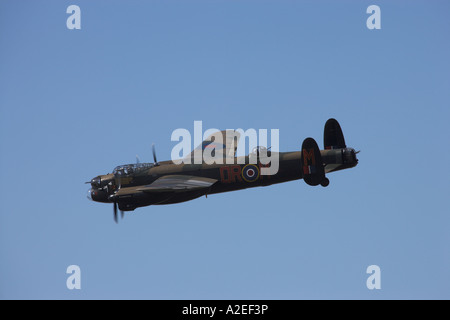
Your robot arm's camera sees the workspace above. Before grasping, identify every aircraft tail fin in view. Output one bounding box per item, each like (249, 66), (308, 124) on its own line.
(301, 137), (328, 187)
(324, 118), (346, 150)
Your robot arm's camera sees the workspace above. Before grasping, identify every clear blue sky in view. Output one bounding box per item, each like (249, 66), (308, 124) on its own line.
(1, 0), (449, 299)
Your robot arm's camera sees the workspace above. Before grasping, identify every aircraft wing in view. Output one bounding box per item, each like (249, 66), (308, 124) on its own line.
(113, 176), (217, 198)
(185, 129), (240, 163)
(136, 175), (217, 193)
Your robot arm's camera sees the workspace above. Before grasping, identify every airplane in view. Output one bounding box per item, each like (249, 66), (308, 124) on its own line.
(87, 119), (358, 222)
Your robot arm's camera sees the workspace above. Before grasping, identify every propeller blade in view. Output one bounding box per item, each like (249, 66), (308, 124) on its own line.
(152, 143), (159, 165)
(116, 175), (122, 190)
(136, 155), (140, 164)
(120, 210), (124, 219)
(113, 202), (118, 223)
(355, 150), (361, 154)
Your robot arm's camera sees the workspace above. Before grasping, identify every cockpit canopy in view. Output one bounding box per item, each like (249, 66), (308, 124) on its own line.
(113, 163), (154, 176)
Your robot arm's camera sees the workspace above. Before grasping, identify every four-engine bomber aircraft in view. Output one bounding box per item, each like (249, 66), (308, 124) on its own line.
(87, 119), (358, 222)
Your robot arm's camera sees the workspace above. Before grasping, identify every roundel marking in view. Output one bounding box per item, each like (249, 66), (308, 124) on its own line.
(242, 164), (260, 182)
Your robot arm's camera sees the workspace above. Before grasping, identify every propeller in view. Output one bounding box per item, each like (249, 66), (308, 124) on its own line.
(117, 174), (122, 190)
(136, 155), (140, 164)
(152, 143), (159, 166)
(113, 201), (118, 223)
(112, 201), (125, 224)
(111, 173), (123, 223)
